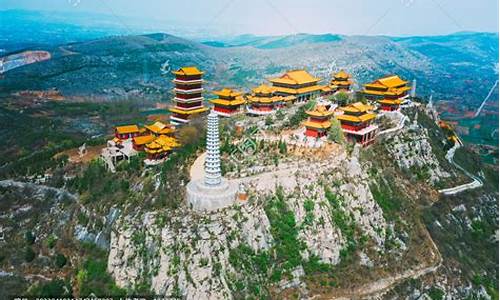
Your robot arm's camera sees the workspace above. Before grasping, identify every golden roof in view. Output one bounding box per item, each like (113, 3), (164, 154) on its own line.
(282, 95), (296, 102)
(377, 75), (407, 88)
(331, 79), (352, 86)
(269, 70), (320, 85)
(321, 86), (332, 92)
(272, 84), (323, 95)
(337, 113), (376, 123)
(145, 135), (180, 153)
(213, 88), (242, 98)
(145, 121), (175, 135)
(334, 70), (350, 79)
(115, 125), (139, 134)
(248, 95), (283, 104)
(169, 106), (208, 115)
(172, 66), (204, 76)
(252, 84), (275, 95)
(303, 120), (331, 129)
(210, 97), (245, 106)
(364, 83), (388, 90)
(306, 105), (334, 117)
(340, 102), (374, 113)
(133, 135), (156, 145)
(378, 98), (402, 105)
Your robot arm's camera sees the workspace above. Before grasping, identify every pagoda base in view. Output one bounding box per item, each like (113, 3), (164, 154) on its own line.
(186, 178), (238, 211)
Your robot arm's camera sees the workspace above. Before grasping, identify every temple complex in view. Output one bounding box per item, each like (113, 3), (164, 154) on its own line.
(303, 105), (334, 138)
(186, 111), (237, 211)
(337, 102), (378, 146)
(210, 88), (246, 117)
(169, 66), (208, 125)
(269, 69), (324, 102)
(246, 84), (295, 115)
(363, 75), (411, 111)
(330, 70), (353, 92)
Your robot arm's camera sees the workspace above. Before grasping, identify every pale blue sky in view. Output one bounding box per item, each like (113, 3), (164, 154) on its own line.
(1, 0), (498, 36)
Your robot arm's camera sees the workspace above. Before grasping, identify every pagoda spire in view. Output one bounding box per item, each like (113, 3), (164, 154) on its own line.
(204, 110), (222, 186)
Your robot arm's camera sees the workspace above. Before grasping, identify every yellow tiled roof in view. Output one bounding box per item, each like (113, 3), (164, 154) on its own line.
(306, 105), (334, 117)
(377, 75), (407, 88)
(378, 98), (402, 105)
(115, 125), (139, 134)
(169, 106), (208, 115)
(282, 95), (296, 102)
(133, 135), (156, 145)
(172, 66), (203, 76)
(248, 95), (283, 104)
(210, 97), (245, 106)
(272, 84), (323, 95)
(340, 102), (374, 113)
(269, 70), (320, 85)
(337, 113), (376, 123)
(145, 135), (180, 153)
(213, 88), (242, 98)
(252, 84), (275, 95)
(331, 80), (352, 86)
(304, 120), (332, 129)
(145, 121), (175, 135)
(303, 120), (331, 129)
(364, 83), (388, 90)
(334, 70), (350, 79)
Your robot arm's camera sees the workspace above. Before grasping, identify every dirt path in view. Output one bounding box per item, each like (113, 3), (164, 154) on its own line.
(190, 152), (206, 181)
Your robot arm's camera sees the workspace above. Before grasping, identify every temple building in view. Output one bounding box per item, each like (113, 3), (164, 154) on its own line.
(378, 98), (403, 111)
(145, 121), (175, 136)
(330, 70), (353, 92)
(132, 135), (155, 151)
(144, 135), (180, 161)
(169, 66), (208, 125)
(337, 102), (378, 146)
(246, 84), (295, 115)
(363, 75), (411, 111)
(210, 88), (246, 117)
(269, 69), (324, 102)
(303, 105), (334, 138)
(115, 125), (140, 140)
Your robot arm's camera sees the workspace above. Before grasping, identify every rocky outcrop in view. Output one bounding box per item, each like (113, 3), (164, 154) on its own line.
(384, 123), (452, 184)
(107, 147), (389, 298)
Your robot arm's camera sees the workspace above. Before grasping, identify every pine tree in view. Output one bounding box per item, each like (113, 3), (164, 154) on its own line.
(328, 117), (345, 144)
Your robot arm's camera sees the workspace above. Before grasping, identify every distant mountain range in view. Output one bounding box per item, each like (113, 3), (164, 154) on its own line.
(201, 33), (342, 49)
(1, 28), (497, 110)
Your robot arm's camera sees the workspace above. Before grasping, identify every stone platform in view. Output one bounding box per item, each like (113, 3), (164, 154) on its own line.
(186, 178), (238, 211)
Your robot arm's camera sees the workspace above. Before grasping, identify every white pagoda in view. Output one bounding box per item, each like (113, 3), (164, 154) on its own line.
(186, 110), (237, 211)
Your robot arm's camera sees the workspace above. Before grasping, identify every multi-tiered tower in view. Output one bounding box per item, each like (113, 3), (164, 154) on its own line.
(186, 110), (237, 211)
(204, 111), (222, 185)
(169, 66), (208, 125)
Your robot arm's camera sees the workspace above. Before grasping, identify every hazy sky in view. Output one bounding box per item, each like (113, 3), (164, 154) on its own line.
(2, 0), (499, 36)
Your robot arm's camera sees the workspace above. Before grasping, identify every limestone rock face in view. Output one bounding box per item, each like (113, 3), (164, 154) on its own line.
(107, 148), (388, 298)
(385, 124), (452, 184)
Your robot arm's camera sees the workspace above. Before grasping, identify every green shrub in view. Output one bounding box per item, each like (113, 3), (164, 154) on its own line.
(24, 247), (36, 262)
(25, 231), (35, 245)
(54, 253), (67, 268)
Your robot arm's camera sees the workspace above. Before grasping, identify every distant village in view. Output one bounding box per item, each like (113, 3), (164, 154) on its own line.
(101, 66), (417, 170)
